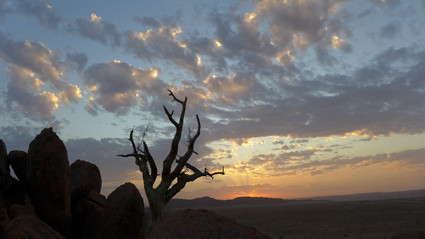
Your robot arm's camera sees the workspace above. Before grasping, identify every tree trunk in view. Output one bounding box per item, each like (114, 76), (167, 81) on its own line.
(145, 191), (168, 233)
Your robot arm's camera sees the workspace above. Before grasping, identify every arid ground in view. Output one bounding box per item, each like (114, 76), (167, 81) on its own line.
(209, 199), (425, 239)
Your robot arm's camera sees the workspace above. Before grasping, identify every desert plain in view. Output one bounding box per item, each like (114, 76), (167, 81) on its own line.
(209, 198), (425, 239)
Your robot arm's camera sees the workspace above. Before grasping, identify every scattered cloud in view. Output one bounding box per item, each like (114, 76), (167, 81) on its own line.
(67, 13), (121, 46)
(125, 26), (208, 77)
(231, 148), (425, 178)
(16, 0), (63, 30)
(83, 60), (167, 115)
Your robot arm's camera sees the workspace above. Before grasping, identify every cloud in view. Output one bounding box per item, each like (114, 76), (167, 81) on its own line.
(125, 26), (208, 77)
(66, 52), (88, 72)
(16, 0), (62, 30)
(0, 34), (82, 121)
(232, 148), (425, 178)
(379, 23), (400, 38)
(253, 0), (349, 49)
(5, 65), (58, 121)
(0, 33), (64, 84)
(83, 60), (167, 115)
(67, 13), (121, 46)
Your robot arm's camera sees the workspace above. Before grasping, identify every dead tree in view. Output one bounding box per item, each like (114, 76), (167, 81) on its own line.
(118, 90), (224, 230)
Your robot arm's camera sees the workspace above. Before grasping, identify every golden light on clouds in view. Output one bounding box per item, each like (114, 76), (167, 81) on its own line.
(332, 35), (345, 49)
(136, 29), (152, 41)
(293, 34), (309, 49)
(87, 84), (97, 93)
(151, 69), (158, 78)
(196, 55), (202, 66)
(40, 91), (59, 110)
(275, 50), (294, 66)
(245, 12), (257, 22)
(214, 40), (222, 47)
(90, 13), (102, 22)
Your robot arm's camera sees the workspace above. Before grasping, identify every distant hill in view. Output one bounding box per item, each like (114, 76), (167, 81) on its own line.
(304, 188), (425, 201)
(168, 188), (425, 209)
(167, 196), (289, 209)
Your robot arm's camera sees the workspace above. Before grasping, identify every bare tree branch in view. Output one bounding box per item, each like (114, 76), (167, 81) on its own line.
(118, 90), (224, 231)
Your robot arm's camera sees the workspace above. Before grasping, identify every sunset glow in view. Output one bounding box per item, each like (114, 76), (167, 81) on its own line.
(0, 0), (424, 201)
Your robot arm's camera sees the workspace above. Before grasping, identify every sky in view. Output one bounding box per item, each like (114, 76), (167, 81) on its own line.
(1, 0), (425, 200)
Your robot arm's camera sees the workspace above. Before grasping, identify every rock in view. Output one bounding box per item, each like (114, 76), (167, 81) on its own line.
(392, 231), (425, 239)
(5, 216), (66, 239)
(96, 182), (144, 239)
(149, 209), (271, 239)
(27, 127), (71, 237)
(9, 195), (36, 219)
(71, 190), (106, 239)
(0, 207), (10, 237)
(0, 140), (10, 189)
(8, 150), (28, 185)
(2, 177), (26, 209)
(70, 159), (102, 203)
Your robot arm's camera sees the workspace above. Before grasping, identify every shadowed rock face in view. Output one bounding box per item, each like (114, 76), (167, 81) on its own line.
(96, 182), (144, 239)
(0, 140), (9, 191)
(72, 190), (106, 239)
(27, 128), (71, 237)
(149, 209), (271, 239)
(70, 159), (102, 203)
(5, 216), (66, 239)
(8, 150), (28, 185)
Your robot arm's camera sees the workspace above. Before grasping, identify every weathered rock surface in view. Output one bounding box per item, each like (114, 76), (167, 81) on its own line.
(96, 182), (144, 239)
(71, 190), (106, 239)
(26, 127), (71, 237)
(8, 150), (28, 185)
(149, 209), (271, 239)
(70, 159), (102, 203)
(5, 216), (66, 239)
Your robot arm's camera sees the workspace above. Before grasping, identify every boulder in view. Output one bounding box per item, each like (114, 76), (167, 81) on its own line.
(5, 216), (66, 239)
(71, 190), (106, 239)
(27, 127), (71, 237)
(96, 182), (144, 239)
(8, 150), (28, 185)
(70, 159), (102, 203)
(149, 209), (271, 239)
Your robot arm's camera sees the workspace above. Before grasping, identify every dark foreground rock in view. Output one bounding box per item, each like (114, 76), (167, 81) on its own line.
(5, 216), (66, 239)
(27, 127), (71, 237)
(149, 209), (271, 239)
(392, 231), (425, 239)
(70, 159), (102, 203)
(96, 182), (144, 239)
(72, 190), (106, 239)
(8, 150), (28, 185)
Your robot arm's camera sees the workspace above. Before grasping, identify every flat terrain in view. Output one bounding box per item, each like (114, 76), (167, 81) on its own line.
(209, 199), (425, 239)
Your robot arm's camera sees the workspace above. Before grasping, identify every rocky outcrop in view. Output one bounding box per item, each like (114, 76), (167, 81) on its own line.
(96, 182), (144, 239)
(70, 159), (102, 203)
(149, 209), (271, 239)
(8, 150), (28, 185)
(71, 190), (106, 239)
(27, 127), (71, 237)
(5, 216), (66, 239)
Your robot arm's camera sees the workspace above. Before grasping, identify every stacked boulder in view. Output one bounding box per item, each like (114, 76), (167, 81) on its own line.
(0, 128), (145, 239)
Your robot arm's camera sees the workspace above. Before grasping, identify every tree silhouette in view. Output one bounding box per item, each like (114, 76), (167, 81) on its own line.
(118, 89), (224, 231)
